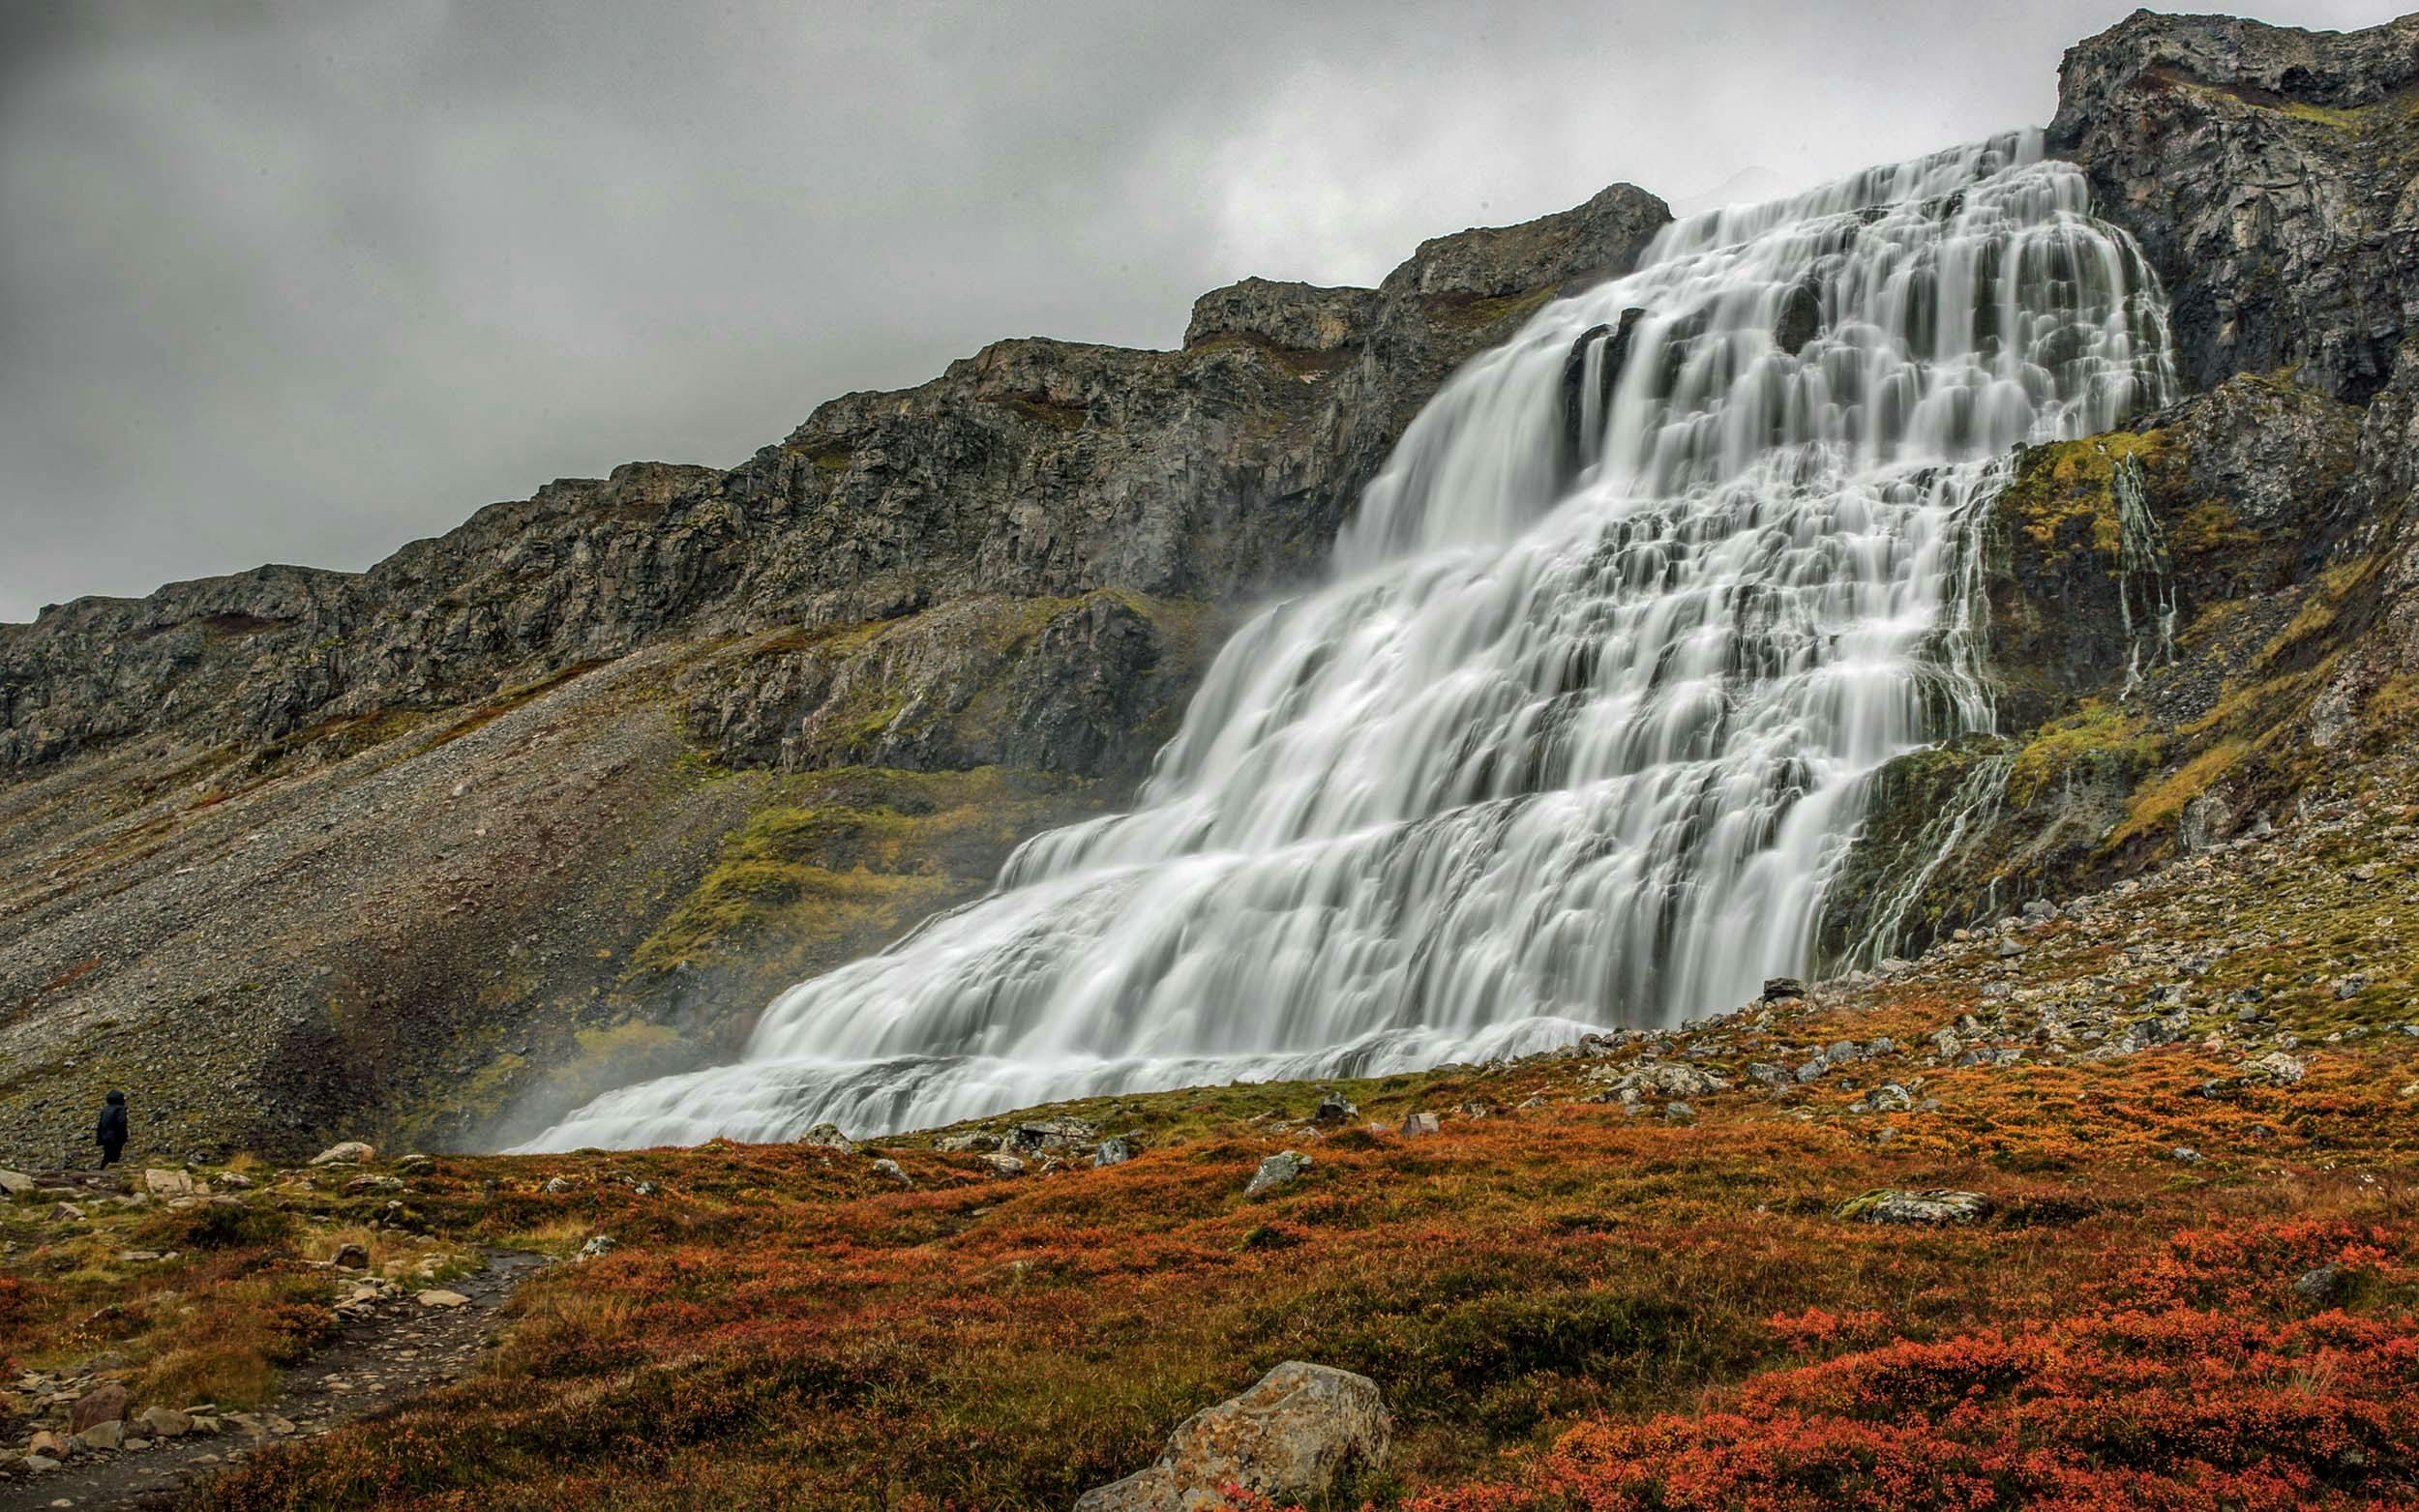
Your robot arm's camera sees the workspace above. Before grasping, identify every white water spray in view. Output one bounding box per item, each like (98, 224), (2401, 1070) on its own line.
(523, 132), (2173, 1151)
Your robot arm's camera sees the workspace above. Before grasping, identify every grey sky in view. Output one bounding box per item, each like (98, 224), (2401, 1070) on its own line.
(0, 0), (2401, 623)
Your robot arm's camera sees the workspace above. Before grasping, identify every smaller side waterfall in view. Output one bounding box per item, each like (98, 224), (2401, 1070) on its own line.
(518, 130), (2176, 1153)
(1842, 747), (2017, 966)
(2113, 449), (2177, 695)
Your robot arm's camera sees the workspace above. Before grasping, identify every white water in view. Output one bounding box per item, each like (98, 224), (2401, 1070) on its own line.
(523, 132), (2173, 1151)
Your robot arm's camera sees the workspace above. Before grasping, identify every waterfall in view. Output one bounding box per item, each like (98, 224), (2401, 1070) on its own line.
(520, 130), (2175, 1152)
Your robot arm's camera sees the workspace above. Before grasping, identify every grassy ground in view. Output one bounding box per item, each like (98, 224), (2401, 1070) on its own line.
(1, 785), (2414, 1509)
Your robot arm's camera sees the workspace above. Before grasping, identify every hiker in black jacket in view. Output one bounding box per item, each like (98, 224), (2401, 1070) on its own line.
(95, 1090), (128, 1168)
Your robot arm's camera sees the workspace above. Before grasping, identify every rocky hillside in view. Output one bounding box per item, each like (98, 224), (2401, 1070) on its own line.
(10, 7), (2419, 1169)
(0, 733), (2413, 1507)
(0, 183), (1668, 1161)
(1820, 9), (2419, 965)
(0, 9), (2417, 1509)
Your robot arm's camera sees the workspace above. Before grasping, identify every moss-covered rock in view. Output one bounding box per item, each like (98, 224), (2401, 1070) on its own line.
(1824, 371), (2376, 964)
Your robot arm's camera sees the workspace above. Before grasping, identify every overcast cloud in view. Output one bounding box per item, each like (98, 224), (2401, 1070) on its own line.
(0, 0), (2402, 622)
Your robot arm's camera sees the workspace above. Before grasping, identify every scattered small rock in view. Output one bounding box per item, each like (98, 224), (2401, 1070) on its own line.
(2249, 1051), (2307, 1085)
(1001, 1117), (1096, 1154)
(801, 1122), (855, 1154)
(1866, 1082), (1914, 1113)
(1399, 1112), (1440, 1138)
(142, 1169), (197, 1198)
(2292, 1264), (2357, 1306)
(138, 1407), (193, 1438)
(75, 1420), (123, 1453)
(309, 1141), (376, 1167)
(414, 1290), (471, 1310)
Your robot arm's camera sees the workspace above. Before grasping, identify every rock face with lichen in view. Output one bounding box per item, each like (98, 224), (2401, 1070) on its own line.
(1818, 12), (2419, 967)
(0, 185), (1669, 1162)
(2049, 9), (2419, 403)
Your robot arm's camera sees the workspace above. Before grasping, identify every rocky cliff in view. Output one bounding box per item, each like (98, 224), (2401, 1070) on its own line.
(1822, 9), (2419, 964)
(0, 186), (1669, 1160)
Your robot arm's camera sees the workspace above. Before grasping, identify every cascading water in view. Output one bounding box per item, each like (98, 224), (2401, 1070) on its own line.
(522, 130), (2175, 1152)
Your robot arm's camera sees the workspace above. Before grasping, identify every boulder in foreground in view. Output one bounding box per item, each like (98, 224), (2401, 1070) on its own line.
(1075, 1360), (1390, 1512)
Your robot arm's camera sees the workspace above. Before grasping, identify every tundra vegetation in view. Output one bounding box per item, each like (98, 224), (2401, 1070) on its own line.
(0, 744), (2412, 1508)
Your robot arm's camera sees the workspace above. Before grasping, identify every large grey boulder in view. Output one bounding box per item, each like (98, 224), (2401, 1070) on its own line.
(1074, 1361), (1390, 1512)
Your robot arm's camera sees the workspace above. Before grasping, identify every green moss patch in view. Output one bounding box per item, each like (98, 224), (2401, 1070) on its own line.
(1998, 430), (2175, 555)
(628, 766), (1096, 979)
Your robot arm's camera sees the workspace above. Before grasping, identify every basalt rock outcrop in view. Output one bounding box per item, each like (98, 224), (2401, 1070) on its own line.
(0, 185), (1668, 1161)
(2049, 9), (2419, 403)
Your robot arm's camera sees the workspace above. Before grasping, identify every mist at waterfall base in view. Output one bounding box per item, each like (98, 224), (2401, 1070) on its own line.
(519, 132), (2175, 1152)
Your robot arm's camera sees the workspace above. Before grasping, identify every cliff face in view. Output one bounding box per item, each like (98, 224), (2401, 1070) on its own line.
(0, 187), (1669, 1160)
(1822, 10), (2419, 964)
(2048, 9), (2419, 403)
(0, 188), (1669, 780)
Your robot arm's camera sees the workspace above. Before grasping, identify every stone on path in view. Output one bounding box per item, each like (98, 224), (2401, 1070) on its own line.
(138, 1406), (193, 1438)
(75, 1420), (122, 1453)
(70, 1382), (127, 1434)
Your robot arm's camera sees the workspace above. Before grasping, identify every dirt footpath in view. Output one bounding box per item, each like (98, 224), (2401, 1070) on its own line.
(0, 1250), (546, 1511)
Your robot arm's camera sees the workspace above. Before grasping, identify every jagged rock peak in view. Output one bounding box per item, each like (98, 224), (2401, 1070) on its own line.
(2050, 8), (2419, 133)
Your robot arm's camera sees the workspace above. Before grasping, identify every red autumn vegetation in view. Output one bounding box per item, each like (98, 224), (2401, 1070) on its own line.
(148, 1015), (2414, 1511)
(0, 782), (2412, 1509)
